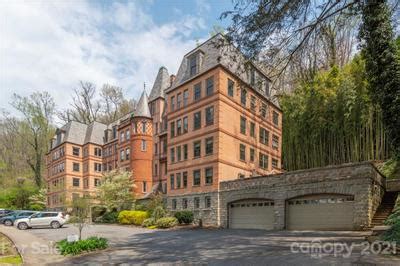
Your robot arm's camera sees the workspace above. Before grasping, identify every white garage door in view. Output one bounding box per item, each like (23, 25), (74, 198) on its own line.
(287, 195), (354, 230)
(229, 199), (274, 230)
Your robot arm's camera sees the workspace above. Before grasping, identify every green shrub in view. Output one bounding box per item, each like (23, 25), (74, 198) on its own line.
(151, 206), (166, 220)
(134, 204), (147, 211)
(384, 209), (400, 225)
(91, 206), (107, 221)
(118, 210), (149, 225)
(382, 221), (400, 245)
(29, 203), (45, 211)
(174, 211), (194, 224)
(155, 217), (178, 228)
(146, 194), (165, 214)
(57, 237), (108, 256)
(142, 218), (156, 227)
(97, 211), (119, 223)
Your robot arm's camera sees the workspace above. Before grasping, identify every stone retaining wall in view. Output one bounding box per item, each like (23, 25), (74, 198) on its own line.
(166, 162), (385, 229)
(387, 179), (400, 192)
(219, 162), (385, 230)
(166, 192), (219, 226)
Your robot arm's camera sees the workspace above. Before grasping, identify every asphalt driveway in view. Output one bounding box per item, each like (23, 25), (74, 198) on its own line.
(3, 224), (400, 265)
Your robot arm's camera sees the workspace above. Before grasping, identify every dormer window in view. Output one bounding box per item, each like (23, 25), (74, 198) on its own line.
(189, 55), (197, 76)
(250, 68), (256, 86)
(188, 51), (203, 77)
(56, 134), (61, 145)
(265, 81), (270, 97)
(104, 130), (108, 142)
(112, 126), (117, 139)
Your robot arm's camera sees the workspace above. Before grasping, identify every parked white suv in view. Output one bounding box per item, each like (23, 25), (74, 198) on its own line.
(15, 212), (67, 230)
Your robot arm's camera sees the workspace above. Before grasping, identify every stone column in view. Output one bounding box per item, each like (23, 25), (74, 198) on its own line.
(274, 198), (285, 230)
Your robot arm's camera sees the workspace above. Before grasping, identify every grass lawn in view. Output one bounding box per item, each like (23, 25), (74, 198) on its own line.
(0, 233), (22, 265)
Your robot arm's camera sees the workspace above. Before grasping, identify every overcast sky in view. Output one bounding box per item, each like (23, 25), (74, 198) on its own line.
(0, 0), (232, 115)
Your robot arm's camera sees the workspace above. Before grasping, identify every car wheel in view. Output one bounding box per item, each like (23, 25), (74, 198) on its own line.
(17, 222), (28, 230)
(4, 220), (12, 226)
(51, 221), (60, 229)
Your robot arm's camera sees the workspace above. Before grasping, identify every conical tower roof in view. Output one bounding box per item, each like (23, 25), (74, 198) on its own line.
(149, 66), (170, 102)
(134, 90), (151, 118)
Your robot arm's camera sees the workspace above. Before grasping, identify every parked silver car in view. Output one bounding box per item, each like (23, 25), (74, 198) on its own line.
(14, 212), (67, 230)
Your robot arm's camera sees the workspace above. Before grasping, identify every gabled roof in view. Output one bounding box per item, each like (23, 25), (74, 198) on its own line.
(134, 90), (151, 118)
(149, 66), (170, 102)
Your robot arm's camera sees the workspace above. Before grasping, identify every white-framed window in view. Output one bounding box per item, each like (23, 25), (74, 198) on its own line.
(142, 122), (146, 133)
(94, 163), (102, 172)
(120, 149), (125, 161)
(141, 140), (147, 151)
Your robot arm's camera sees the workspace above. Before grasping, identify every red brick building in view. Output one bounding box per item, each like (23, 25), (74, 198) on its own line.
(46, 91), (153, 209)
(46, 34), (282, 214)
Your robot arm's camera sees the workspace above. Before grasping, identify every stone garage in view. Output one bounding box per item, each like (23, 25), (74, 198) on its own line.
(218, 162), (385, 230)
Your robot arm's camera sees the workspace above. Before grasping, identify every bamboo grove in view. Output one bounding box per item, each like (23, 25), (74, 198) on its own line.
(280, 55), (392, 171)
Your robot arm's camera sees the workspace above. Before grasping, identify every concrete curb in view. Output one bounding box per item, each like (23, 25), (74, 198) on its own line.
(0, 225), (65, 265)
(0, 230), (24, 264)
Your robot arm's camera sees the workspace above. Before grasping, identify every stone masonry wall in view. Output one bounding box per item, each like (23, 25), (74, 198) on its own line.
(166, 192), (219, 226)
(218, 162), (385, 230)
(387, 179), (400, 192)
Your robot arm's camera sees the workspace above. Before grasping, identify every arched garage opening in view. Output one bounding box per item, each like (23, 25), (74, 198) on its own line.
(228, 199), (274, 230)
(286, 194), (355, 230)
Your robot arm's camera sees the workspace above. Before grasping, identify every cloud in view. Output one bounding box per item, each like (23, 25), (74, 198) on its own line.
(0, 0), (206, 115)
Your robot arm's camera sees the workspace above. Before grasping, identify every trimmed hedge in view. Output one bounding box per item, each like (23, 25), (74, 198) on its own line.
(174, 211), (194, 224)
(57, 237), (108, 256)
(155, 217), (178, 228)
(118, 210), (149, 225)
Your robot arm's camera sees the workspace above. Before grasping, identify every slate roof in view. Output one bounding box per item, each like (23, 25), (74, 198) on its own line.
(134, 90), (151, 118)
(52, 120), (107, 149)
(84, 121), (107, 144)
(52, 89), (152, 149)
(62, 121), (88, 145)
(167, 33), (275, 102)
(149, 66), (170, 102)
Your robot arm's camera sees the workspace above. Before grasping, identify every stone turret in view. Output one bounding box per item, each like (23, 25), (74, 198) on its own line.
(131, 89), (153, 198)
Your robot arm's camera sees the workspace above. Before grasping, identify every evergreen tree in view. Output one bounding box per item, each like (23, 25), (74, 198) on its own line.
(360, 0), (400, 158)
